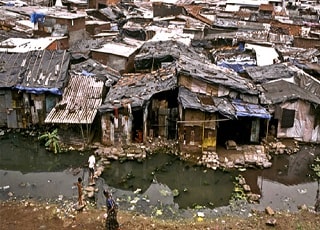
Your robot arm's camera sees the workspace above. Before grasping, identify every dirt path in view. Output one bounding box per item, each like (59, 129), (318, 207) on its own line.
(1, 200), (320, 230)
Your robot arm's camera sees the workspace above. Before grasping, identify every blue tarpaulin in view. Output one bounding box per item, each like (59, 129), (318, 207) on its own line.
(232, 99), (271, 119)
(30, 12), (45, 24)
(82, 70), (96, 77)
(14, 85), (62, 95)
(217, 62), (255, 73)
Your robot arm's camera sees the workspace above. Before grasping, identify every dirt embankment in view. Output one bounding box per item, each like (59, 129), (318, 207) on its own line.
(1, 200), (320, 230)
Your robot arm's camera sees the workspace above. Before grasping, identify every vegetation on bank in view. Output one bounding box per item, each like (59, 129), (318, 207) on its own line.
(38, 128), (61, 154)
(311, 157), (320, 179)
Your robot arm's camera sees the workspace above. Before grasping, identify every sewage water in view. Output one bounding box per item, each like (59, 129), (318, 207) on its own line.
(0, 132), (319, 211)
(101, 154), (236, 209)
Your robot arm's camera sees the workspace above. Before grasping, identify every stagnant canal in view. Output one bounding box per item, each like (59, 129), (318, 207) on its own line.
(0, 131), (319, 212)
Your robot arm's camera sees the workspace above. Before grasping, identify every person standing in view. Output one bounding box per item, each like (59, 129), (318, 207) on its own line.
(88, 154), (96, 184)
(76, 177), (83, 207)
(103, 190), (119, 230)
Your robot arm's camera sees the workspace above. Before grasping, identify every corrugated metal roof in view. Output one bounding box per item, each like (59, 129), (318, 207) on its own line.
(0, 50), (70, 94)
(45, 75), (104, 124)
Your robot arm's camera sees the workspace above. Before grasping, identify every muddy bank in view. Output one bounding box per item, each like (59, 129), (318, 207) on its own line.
(1, 199), (320, 230)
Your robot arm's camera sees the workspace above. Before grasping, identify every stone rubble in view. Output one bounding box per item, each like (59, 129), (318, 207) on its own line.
(91, 137), (302, 173)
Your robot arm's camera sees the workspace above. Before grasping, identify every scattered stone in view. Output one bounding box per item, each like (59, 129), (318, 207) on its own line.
(243, 184), (251, 192)
(2, 185), (10, 190)
(298, 204), (308, 210)
(19, 182), (26, 187)
(238, 176), (246, 185)
(266, 218), (277, 226)
(197, 212), (205, 217)
(134, 188), (142, 194)
(265, 206), (275, 215)
(263, 161), (272, 168)
(87, 191), (94, 198)
(225, 140), (237, 150)
(247, 193), (261, 203)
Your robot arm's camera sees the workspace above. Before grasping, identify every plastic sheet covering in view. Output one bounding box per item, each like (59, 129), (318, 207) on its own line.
(232, 99), (271, 119)
(0, 50), (70, 95)
(217, 61), (256, 73)
(30, 12), (45, 24)
(178, 87), (270, 120)
(14, 86), (62, 95)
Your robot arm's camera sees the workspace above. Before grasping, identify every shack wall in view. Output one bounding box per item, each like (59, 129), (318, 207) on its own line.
(277, 100), (319, 143)
(178, 75), (219, 96)
(179, 109), (217, 154)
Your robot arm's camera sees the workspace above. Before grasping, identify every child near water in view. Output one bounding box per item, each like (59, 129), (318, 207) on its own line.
(76, 177), (83, 207)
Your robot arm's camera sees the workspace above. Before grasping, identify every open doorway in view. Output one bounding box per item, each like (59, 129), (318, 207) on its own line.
(132, 109), (143, 143)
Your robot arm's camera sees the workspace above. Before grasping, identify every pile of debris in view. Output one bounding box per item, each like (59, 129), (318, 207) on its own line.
(243, 145), (272, 168)
(93, 137), (180, 163)
(264, 139), (300, 155)
(199, 151), (220, 170)
(94, 144), (147, 162)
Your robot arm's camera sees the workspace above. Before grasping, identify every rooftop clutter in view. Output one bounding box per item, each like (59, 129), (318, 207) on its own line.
(0, 0), (319, 154)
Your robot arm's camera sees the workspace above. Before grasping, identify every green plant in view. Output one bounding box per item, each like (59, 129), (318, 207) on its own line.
(38, 129), (60, 154)
(229, 175), (247, 203)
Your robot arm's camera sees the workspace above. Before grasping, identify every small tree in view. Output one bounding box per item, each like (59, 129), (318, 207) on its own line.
(38, 129), (61, 154)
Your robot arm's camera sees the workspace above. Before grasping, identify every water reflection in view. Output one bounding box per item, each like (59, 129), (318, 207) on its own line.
(103, 145), (320, 209)
(241, 145), (319, 211)
(0, 133), (91, 172)
(0, 170), (79, 200)
(102, 153), (238, 209)
(0, 132), (319, 211)
(257, 177), (317, 211)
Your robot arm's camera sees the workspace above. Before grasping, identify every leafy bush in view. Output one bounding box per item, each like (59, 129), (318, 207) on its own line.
(38, 129), (60, 154)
